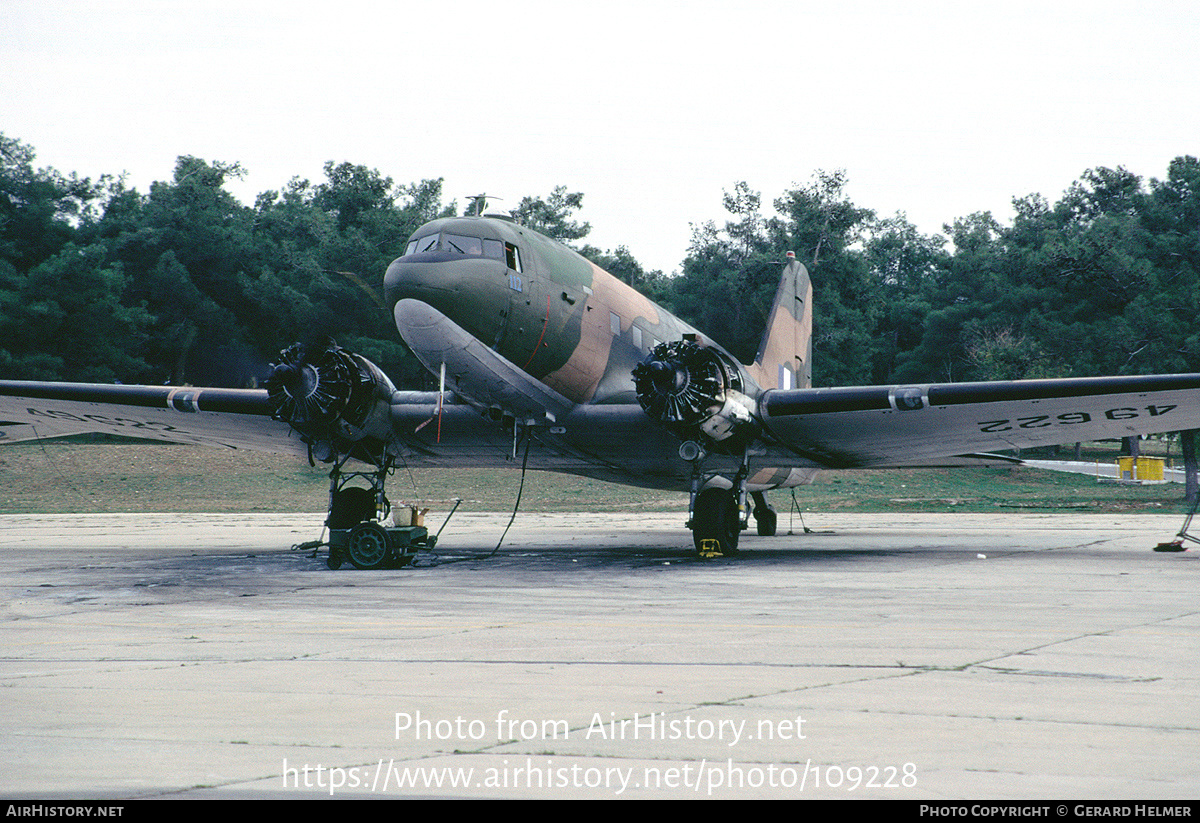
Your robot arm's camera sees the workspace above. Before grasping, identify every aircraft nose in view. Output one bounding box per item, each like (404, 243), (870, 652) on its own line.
(384, 256), (511, 346)
(384, 256), (507, 302)
(384, 258), (443, 307)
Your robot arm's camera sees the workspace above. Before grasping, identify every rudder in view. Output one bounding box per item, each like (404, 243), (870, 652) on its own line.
(749, 253), (812, 390)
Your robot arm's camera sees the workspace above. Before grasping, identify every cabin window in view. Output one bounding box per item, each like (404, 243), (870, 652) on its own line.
(631, 326), (642, 350)
(610, 311), (621, 335)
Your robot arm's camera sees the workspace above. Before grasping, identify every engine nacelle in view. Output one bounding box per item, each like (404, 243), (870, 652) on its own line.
(265, 341), (397, 463)
(698, 390), (757, 441)
(632, 339), (759, 451)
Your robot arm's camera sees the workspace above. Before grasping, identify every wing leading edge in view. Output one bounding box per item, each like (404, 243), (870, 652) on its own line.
(760, 373), (1200, 468)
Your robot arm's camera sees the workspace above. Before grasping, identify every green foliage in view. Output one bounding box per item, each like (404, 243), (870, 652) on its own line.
(665, 173), (883, 383)
(963, 326), (1063, 381)
(511, 186), (591, 242)
(0, 134), (107, 271)
(669, 183), (780, 363)
(664, 158), (1200, 389)
(2, 130), (1198, 401)
(0, 242), (151, 381)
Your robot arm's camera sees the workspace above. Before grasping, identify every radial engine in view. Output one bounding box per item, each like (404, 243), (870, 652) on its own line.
(264, 341), (397, 464)
(632, 338), (759, 453)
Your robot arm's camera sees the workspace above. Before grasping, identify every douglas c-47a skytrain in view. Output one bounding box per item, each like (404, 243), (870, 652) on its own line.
(4, 212), (1200, 564)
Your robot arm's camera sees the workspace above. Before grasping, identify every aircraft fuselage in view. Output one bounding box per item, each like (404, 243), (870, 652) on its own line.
(384, 215), (733, 407)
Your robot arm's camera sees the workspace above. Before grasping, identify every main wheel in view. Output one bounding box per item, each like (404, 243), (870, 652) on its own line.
(329, 487), (377, 529)
(692, 487), (740, 557)
(347, 522), (392, 570)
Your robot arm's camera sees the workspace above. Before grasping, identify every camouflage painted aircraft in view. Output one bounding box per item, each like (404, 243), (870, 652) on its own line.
(4, 212), (1200, 563)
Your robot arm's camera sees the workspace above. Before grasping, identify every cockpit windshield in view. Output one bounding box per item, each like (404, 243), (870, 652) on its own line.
(407, 234), (441, 255)
(404, 232), (504, 261)
(402, 232), (520, 271)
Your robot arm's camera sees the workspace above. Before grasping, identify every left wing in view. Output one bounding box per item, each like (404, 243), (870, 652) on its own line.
(0, 376), (692, 489)
(759, 374), (1200, 468)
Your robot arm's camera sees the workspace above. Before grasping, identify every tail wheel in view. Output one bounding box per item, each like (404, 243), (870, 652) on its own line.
(752, 492), (777, 536)
(347, 522), (393, 570)
(692, 488), (740, 557)
(755, 507), (777, 536)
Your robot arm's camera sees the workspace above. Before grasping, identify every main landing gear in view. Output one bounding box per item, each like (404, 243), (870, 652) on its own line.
(689, 481), (779, 558)
(323, 458), (435, 570)
(691, 487), (742, 557)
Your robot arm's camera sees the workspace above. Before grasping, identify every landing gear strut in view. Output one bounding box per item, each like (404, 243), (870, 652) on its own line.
(323, 455), (434, 570)
(688, 453), (753, 558)
(688, 466), (783, 555)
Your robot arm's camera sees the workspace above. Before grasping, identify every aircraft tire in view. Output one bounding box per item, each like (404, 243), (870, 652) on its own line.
(347, 522), (392, 570)
(754, 504), (777, 537)
(692, 488), (740, 557)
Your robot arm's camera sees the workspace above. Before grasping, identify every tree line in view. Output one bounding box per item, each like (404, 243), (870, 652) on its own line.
(2, 133), (1198, 397)
(677, 165), (1200, 389)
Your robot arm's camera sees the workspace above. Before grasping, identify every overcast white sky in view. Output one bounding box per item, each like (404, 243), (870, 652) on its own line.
(5, 0), (1197, 274)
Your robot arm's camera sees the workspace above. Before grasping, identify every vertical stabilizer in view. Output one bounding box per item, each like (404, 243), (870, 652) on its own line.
(749, 255), (812, 390)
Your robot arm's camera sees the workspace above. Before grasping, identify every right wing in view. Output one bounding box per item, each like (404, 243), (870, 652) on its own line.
(0, 378), (688, 488)
(0, 380), (300, 454)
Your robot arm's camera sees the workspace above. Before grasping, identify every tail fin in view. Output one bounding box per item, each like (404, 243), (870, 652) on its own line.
(749, 255), (812, 390)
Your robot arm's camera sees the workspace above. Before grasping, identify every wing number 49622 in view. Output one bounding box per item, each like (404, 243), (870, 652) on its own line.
(979, 405), (1176, 433)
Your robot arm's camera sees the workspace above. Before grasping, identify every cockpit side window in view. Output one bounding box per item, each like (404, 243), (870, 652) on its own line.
(482, 238), (504, 260)
(505, 242), (522, 273)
